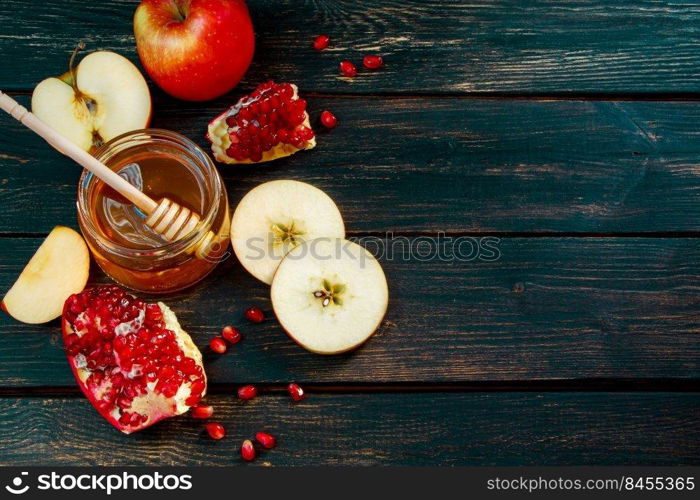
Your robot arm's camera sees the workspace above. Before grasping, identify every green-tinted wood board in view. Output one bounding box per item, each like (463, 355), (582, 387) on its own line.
(2, 97), (700, 234)
(1, 1), (700, 94)
(0, 392), (697, 466)
(1, 237), (698, 386)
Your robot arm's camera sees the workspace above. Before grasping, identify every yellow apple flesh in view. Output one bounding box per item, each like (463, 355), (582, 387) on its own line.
(31, 51), (152, 151)
(2, 226), (90, 324)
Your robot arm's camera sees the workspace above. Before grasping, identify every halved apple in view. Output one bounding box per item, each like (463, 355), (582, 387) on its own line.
(31, 49), (151, 151)
(271, 238), (389, 354)
(2, 226), (90, 324)
(231, 180), (345, 284)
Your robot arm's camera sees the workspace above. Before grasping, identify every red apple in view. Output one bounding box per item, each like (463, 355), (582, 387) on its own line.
(134, 0), (255, 102)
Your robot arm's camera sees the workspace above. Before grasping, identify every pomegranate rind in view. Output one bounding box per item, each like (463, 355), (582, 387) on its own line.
(62, 294), (207, 434)
(207, 83), (316, 164)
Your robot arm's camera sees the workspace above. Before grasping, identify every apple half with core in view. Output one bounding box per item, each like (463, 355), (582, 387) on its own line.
(134, 0), (255, 102)
(231, 180), (345, 284)
(32, 48), (151, 151)
(271, 238), (389, 354)
(2, 226), (90, 324)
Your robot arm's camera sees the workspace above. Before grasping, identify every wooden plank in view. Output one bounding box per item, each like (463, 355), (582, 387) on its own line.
(1, 236), (698, 386)
(1, 1), (700, 93)
(2, 96), (700, 234)
(0, 392), (697, 465)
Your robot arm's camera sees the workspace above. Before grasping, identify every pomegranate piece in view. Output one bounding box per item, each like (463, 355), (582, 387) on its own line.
(206, 422), (226, 440)
(241, 439), (256, 461)
(320, 110), (338, 129)
(61, 285), (207, 434)
(222, 325), (242, 344)
(363, 55), (384, 69)
(255, 431), (277, 449)
(287, 382), (305, 402)
(245, 306), (265, 323)
(207, 81), (316, 164)
(210, 337), (227, 354)
(238, 384), (258, 400)
(313, 34), (330, 50)
(191, 404), (214, 419)
(340, 61), (357, 77)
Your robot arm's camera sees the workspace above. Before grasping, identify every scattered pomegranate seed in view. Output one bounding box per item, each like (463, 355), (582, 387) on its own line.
(255, 431), (277, 449)
(241, 439), (256, 461)
(209, 337), (227, 354)
(320, 110), (338, 129)
(206, 422), (226, 440)
(238, 384), (258, 400)
(191, 404), (214, 419)
(363, 55), (384, 69)
(287, 382), (305, 402)
(221, 325), (242, 344)
(340, 61), (357, 77)
(245, 307), (265, 323)
(313, 34), (330, 50)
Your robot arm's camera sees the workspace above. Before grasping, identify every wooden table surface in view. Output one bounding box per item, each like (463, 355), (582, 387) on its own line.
(1, 0), (699, 466)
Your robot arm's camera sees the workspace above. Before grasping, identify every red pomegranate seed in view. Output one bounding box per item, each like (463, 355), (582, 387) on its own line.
(255, 431), (277, 449)
(206, 422), (226, 440)
(238, 384), (258, 400)
(363, 55), (384, 69)
(320, 110), (338, 129)
(209, 337), (227, 354)
(245, 307), (265, 323)
(221, 325), (242, 344)
(61, 285), (207, 433)
(241, 439), (256, 461)
(287, 382), (305, 402)
(298, 126), (315, 141)
(191, 404), (214, 419)
(313, 34), (330, 51)
(340, 61), (357, 77)
(209, 81), (314, 164)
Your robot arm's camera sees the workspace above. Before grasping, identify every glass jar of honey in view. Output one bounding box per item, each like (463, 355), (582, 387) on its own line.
(77, 129), (230, 293)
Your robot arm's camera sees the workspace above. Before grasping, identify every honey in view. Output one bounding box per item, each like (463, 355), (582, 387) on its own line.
(78, 129), (230, 293)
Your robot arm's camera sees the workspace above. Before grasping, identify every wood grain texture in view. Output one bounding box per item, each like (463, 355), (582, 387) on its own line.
(0, 392), (697, 466)
(2, 96), (700, 234)
(1, 236), (698, 386)
(1, 1), (700, 93)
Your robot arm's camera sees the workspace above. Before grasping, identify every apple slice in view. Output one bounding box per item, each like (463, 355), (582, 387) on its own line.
(231, 180), (345, 284)
(2, 226), (90, 324)
(32, 49), (151, 151)
(271, 238), (389, 354)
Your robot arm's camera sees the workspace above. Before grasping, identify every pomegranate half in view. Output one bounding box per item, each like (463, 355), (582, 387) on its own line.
(61, 285), (207, 434)
(207, 81), (316, 164)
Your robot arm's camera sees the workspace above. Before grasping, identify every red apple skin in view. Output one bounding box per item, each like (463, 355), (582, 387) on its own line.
(134, 0), (255, 102)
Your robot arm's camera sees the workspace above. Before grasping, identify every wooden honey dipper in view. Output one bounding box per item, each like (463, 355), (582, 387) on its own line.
(0, 91), (215, 259)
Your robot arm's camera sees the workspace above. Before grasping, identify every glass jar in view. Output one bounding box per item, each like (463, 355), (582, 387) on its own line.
(77, 129), (230, 293)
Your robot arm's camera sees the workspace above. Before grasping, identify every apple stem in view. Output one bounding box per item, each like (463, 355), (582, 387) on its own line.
(173, 0), (188, 21)
(68, 41), (87, 88)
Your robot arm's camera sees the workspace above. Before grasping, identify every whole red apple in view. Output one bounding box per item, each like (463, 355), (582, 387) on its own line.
(134, 0), (255, 101)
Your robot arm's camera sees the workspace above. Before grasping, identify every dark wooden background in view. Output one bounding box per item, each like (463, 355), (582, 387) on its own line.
(0, 0), (699, 465)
